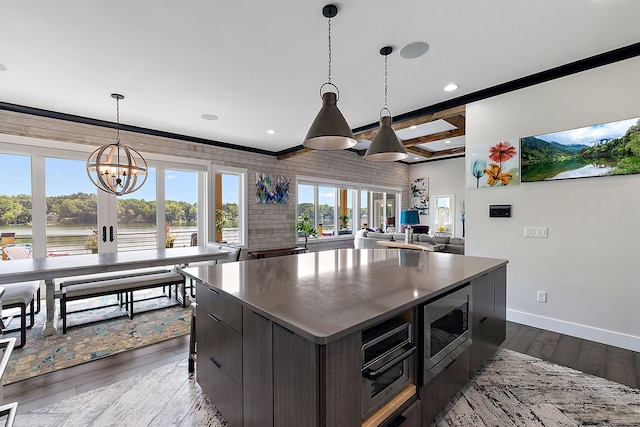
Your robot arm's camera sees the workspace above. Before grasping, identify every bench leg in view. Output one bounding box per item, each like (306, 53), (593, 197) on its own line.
(28, 298), (35, 329)
(128, 291), (134, 319)
(18, 304), (26, 349)
(61, 296), (67, 334)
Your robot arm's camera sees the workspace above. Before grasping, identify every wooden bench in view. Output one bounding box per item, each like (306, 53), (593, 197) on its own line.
(60, 270), (185, 334)
(247, 246), (306, 259)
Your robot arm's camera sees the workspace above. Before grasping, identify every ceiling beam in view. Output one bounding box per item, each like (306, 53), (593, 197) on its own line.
(353, 105), (466, 141)
(402, 126), (466, 148)
(277, 147), (313, 160)
(407, 146), (466, 161)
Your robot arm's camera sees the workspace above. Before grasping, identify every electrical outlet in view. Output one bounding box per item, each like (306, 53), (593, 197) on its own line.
(537, 291), (547, 303)
(525, 226), (548, 238)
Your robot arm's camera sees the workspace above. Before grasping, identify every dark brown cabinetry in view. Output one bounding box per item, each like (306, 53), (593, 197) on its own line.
(470, 266), (507, 373)
(420, 267), (507, 425)
(196, 283), (243, 426)
(191, 256), (507, 427)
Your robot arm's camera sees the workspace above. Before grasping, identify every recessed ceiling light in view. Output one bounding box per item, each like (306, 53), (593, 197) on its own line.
(444, 140), (451, 144)
(410, 125), (417, 130)
(0, 63), (7, 71)
(444, 83), (459, 92)
(267, 129), (276, 135)
(414, 157), (420, 160)
(201, 114), (219, 120)
(400, 42), (429, 59)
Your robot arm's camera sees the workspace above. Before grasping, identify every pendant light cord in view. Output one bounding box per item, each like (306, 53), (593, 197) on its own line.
(115, 97), (121, 146)
(384, 54), (388, 110)
(327, 16), (332, 84)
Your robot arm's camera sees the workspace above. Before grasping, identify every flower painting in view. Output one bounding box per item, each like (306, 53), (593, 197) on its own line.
(410, 178), (428, 214)
(256, 172), (289, 204)
(467, 139), (520, 188)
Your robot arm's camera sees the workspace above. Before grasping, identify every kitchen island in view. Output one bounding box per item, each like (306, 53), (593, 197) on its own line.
(182, 248), (507, 426)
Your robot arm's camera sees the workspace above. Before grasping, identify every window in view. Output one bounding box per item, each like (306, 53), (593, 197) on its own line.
(45, 157), (98, 256)
(213, 170), (246, 245)
(297, 178), (401, 243)
(1, 137), (211, 257)
(432, 195), (454, 236)
(0, 153), (32, 261)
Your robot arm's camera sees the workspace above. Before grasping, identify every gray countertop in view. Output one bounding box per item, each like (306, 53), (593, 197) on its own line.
(181, 249), (507, 344)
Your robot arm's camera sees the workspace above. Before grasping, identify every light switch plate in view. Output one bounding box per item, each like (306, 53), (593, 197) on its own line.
(524, 226), (548, 238)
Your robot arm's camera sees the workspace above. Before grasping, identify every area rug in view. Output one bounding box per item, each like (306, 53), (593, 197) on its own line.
(3, 290), (191, 385)
(435, 348), (640, 426)
(16, 349), (640, 426)
(17, 359), (228, 427)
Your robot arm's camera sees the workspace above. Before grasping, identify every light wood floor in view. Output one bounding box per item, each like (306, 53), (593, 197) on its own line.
(5, 322), (639, 417)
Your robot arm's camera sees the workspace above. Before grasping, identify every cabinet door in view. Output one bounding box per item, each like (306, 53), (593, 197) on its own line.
(273, 324), (319, 426)
(493, 266), (507, 345)
(470, 271), (496, 374)
(243, 309), (273, 427)
(196, 307), (243, 426)
(421, 349), (469, 425)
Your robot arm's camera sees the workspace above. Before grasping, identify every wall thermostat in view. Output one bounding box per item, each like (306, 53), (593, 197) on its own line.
(489, 204), (511, 218)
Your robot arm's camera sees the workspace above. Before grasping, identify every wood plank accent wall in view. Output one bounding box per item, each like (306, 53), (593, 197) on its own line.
(0, 110), (410, 254)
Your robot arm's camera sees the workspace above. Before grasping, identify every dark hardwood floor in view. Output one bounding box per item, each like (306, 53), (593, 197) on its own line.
(502, 322), (640, 389)
(4, 335), (190, 414)
(4, 322), (639, 416)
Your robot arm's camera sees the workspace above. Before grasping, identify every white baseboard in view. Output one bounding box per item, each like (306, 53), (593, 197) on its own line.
(507, 309), (640, 353)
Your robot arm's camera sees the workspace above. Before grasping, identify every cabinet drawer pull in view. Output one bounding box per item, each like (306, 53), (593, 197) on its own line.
(479, 316), (489, 324)
(208, 287), (219, 295)
(208, 313), (221, 322)
(209, 356), (222, 368)
(388, 414), (407, 427)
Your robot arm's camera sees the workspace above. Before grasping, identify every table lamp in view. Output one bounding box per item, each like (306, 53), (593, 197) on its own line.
(400, 210), (419, 231)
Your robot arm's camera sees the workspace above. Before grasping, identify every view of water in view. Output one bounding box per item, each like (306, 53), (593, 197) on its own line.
(0, 224), (238, 257)
(550, 164), (613, 180)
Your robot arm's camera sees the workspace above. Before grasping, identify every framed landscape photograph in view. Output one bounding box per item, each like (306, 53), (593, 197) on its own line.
(521, 117), (640, 182)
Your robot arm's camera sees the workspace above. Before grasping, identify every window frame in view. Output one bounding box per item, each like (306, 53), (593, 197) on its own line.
(296, 176), (402, 244)
(0, 134), (211, 256)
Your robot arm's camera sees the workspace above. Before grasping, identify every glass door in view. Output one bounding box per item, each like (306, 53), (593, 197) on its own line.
(45, 157), (100, 256)
(0, 153), (33, 261)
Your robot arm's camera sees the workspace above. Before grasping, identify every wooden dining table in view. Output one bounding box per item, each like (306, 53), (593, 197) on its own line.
(0, 245), (229, 335)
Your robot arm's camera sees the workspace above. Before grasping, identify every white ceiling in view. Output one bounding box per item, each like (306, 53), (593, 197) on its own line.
(2, 1), (639, 155)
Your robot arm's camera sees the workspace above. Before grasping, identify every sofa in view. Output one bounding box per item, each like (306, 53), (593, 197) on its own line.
(353, 229), (465, 254)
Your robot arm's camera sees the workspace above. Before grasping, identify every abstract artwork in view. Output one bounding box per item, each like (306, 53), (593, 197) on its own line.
(256, 172), (289, 204)
(467, 139), (520, 188)
(521, 117), (640, 182)
(410, 178), (429, 214)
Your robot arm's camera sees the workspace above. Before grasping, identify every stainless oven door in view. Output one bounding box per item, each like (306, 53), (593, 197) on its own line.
(361, 342), (416, 419)
(423, 285), (471, 383)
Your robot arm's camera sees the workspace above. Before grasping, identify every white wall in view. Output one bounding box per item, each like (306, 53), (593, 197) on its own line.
(409, 157), (465, 237)
(465, 56), (640, 351)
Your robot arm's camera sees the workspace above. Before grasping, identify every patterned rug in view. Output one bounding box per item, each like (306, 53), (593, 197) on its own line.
(16, 349), (640, 426)
(435, 348), (640, 426)
(3, 290), (191, 385)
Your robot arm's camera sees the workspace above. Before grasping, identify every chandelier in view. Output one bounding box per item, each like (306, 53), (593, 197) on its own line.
(86, 94), (148, 195)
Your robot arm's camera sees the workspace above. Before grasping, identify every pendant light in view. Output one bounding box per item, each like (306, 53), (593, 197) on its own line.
(364, 46), (408, 161)
(303, 4), (356, 150)
(86, 94), (148, 195)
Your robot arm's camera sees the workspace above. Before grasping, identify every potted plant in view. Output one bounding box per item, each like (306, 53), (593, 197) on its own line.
(215, 208), (230, 242)
(339, 214), (350, 230)
(166, 232), (176, 248)
(84, 229), (99, 253)
(296, 212), (318, 249)
(165, 223), (176, 248)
